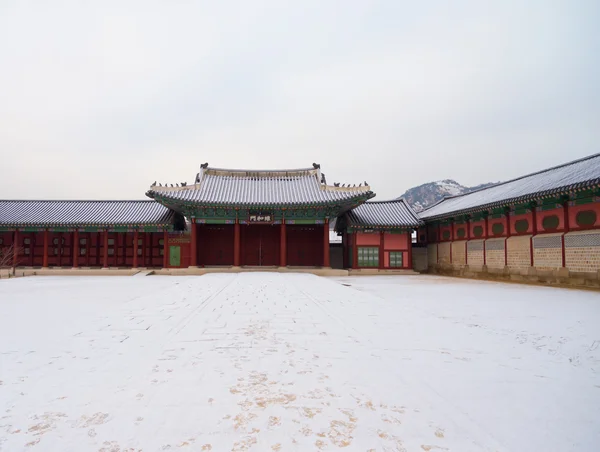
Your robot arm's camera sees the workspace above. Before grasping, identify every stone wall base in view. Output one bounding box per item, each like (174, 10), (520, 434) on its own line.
(427, 265), (600, 289)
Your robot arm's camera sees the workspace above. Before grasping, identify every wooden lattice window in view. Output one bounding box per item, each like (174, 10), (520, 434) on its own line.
(358, 247), (379, 267)
(389, 251), (403, 268)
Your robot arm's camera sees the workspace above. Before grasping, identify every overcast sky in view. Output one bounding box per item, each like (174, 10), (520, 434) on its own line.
(1, 1), (598, 200)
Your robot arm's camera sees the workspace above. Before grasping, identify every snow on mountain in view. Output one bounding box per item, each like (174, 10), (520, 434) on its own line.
(399, 179), (499, 212)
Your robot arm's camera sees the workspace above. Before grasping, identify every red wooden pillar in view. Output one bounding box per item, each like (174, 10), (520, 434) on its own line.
(279, 222), (286, 267)
(483, 215), (488, 266)
(530, 203), (537, 267)
(13, 229), (19, 268)
(42, 229), (49, 268)
(407, 230), (413, 269)
(505, 209), (510, 266)
(464, 219), (469, 266)
(234, 220), (241, 266)
(449, 221), (453, 264)
(103, 230), (109, 268)
(323, 219), (330, 267)
(163, 230), (168, 268)
(133, 229), (139, 268)
(190, 220), (197, 267)
(353, 232), (358, 269)
(562, 200), (570, 267)
(379, 231), (384, 269)
(73, 230), (79, 268)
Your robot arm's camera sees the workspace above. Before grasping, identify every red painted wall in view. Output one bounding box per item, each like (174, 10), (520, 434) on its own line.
(356, 231), (380, 246)
(509, 211), (534, 235)
(488, 216), (508, 237)
(453, 223), (467, 241)
(569, 203), (600, 230)
(537, 206), (565, 232)
(469, 219), (486, 239)
(383, 232), (408, 249)
(439, 224), (452, 241)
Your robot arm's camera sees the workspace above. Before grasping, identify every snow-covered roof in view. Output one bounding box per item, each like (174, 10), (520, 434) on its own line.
(0, 200), (175, 227)
(147, 164), (374, 207)
(345, 199), (422, 229)
(420, 153), (600, 220)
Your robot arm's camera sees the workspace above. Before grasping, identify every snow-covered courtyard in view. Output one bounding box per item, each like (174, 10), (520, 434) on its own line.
(1, 274), (599, 451)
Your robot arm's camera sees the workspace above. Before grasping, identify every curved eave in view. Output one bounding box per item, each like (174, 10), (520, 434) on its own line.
(146, 190), (375, 210)
(419, 180), (600, 222)
(1, 221), (174, 228)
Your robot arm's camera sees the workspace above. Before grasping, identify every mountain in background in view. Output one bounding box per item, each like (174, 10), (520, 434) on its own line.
(399, 179), (499, 212)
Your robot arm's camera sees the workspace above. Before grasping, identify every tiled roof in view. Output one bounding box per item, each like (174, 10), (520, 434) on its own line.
(420, 153), (600, 220)
(345, 199), (422, 229)
(147, 165), (374, 207)
(0, 200), (175, 227)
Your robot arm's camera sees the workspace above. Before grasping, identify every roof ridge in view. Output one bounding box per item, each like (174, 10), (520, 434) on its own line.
(419, 152), (600, 213)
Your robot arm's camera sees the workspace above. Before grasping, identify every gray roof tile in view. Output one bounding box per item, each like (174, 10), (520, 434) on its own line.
(345, 199), (422, 228)
(420, 153), (600, 220)
(0, 200), (175, 227)
(147, 166), (373, 206)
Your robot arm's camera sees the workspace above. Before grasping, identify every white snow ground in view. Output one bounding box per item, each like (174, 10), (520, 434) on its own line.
(0, 274), (599, 452)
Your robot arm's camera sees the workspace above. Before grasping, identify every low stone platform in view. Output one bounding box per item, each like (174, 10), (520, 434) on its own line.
(2, 266), (426, 279)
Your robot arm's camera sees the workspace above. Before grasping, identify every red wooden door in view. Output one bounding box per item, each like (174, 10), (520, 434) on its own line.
(287, 225), (323, 266)
(242, 225), (279, 266)
(199, 225), (234, 266)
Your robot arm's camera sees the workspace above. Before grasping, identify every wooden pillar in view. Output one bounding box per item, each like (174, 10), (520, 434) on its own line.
(407, 230), (412, 269)
(353, 232), (358, 269)
(379, 231), (384, 269)
(13, 229), (19, 268)
(530, 203), (537, 267)
(103, 230), (109, 268)
(42, 229), (49, 268)
(190, 220), (197, 267)
(449, 222), (453, 264)
(323, 219), (330, 267)
(73, 230), (79, 268)
(465, 217), (470, 266)
(279, 222), (286, 267)
(562, 200), (569, 267)
(133, 229), (139, 268)
(505, 209), (510, 267)
(234, 220), (241, 267)
(163, 230), (169, 268)
(483, 215), (488, 266)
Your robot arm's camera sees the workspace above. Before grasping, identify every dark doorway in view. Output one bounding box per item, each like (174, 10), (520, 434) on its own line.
(241, 225), (280, 266)
(287, 225), (323, 266)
